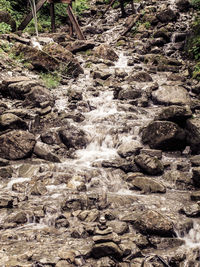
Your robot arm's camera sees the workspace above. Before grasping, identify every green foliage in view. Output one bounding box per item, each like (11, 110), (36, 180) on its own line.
(190, 0), (200, 9)
(72, 0), (89, 16)
(40, 72), (61, 89)
(144, 21), (151, 29)
(189, 35), (200, 60)
(193, 62), (200, 80)
(0, 22), (11, 34)
(0, 0), (24, 26)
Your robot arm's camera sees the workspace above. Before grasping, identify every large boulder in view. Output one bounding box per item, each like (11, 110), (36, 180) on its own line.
(118, 88), (141, 100)
(132, 210), (175, 237)
(0, 113), (27, 131)
(43, 42), (84, 77)
(0, 130), (35, 160)
(154, 105), (192, 127)
(186, 117), (200, 153)
(91, 242), (123, 259)
(156, 9), (177, 23)
(117, 140), (142, 158)
(94, 44), (119, 61)
(33, 141), (61, 163)
(59, 125), (88, 150)
(152, 85), (190, 106)
(0, 11), (16, 31)
(176, 0), (191, 12)
(142, 121), (186, 150)
(134, 153), (164, 175)
(129, 71), (153, 82)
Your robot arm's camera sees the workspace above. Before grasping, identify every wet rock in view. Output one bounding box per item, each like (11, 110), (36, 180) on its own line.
(129, 176), (166, 193)
(61, 196), (85, 211)
(92, 70), (112, 80)
(12, 181), (28, 193)
(191, 191), (200, 201)
(152, 85), (190, 106)
(172, 32), (187, 43)
(5, 80), (39, 99)
(133, 210), (175, 237)
(0, 195), (13, 208)
(156, 9), (177, 23)
(65, 40), (95, 53)
(192, 167), (200, 187)
(55, 215), (69, 228)
(6, 211), (28, 224)
(102, 158), (140, 173)
(0, 130), (35, 160)
(78, 209), (99, 222)
(41, 130), (60, 145)
(96, 257), (116, 267)
(140, 148), (162, 159)
(30, 181), (47, 196)
(176, 0), (191, 12)
(59, 124), (88, 150)
(142, 121), (186, 150)
(91, 242), (123, 260)
(107, 221), (129, 235)
(118, 87), (142, 100)
(154, 105), (192, 127)
(134, 153), (164, 175)
(179, 203), (200, 217)
(190, 155), (200, 166)
(186, 117), (200, 154)
(94, 44), (119, 61)
(0, 158), (9, 167)
(163, 170), (192, 190)
(0, 10), (16, 31)
(68, 90), (83, 102)
(117, 140), (142, 158)
(56, 260), (73, 267)
(129, 71), (153, 82)
(43, 42), (84, 77)
(24, 85), (54, 108)
(34, 141), (61, 163)
(0, 166), (13, 179)
(71, 225), (89, 238)
(0, 113), (28, 131)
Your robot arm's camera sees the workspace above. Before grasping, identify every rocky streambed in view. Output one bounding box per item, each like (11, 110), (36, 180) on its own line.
(0, 0), (200, 266)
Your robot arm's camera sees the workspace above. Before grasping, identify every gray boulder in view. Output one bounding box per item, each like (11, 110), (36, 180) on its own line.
(0, 113), (28, 131)
(0, 130), (35, 160)
(134, 153), (164, 175)
(156, 9), (177, 23)
(142, 121), (186, 150)
(34, 141), (61, 163)
(186, 117), (200, 153)
(152, 85), (190, 106)
(117, 140), (142, 158)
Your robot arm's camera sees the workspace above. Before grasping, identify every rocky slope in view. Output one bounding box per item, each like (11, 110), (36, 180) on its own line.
(0, 0), (200, 266)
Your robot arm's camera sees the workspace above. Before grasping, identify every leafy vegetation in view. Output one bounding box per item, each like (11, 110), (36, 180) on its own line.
(191, 0), (200, 10)
(0, 22), (11, 34)
(40, 72), (61, 89)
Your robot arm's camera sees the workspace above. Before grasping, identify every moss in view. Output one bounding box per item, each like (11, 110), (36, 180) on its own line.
(40, 72), (61, 89)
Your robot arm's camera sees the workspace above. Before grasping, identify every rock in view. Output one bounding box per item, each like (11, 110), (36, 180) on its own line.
(117, 140), (142, 158)
(94, 44), (119, 61)
(142, 121), (186, 150)
(0, 11), (16, 31)
(152, 85), (190, 106)
(30, 181), (47, 196)
(34, 141), (61, 163)
(0, 195), (13, 208)
(102, 158), (140, 173)
(59, 124), (88, 150)
(163, 170), (192, 190)
(41, 130), (60, 145)
(65, 40), (95, 53)
(0, 130), (35, 160)
(56, 261), (73, 267)
(190, 155), (200, 166)
(154, 105), (192, 127)
(107, 221), (129, 235)
(192, 167), (200, 188)
(91, 242), (123, 259)
(0, 166), (13, 179)
(1, 76), (31, 88)
(191, 191), (200, 201)
(140, 149), (162, 159)
(68, 90), (83, 101)
(24, 85), (54, 108)
(6, 211), (28, 224)
(179, 203), (200, 217)
(176, 0), (191, 12)
(133, 210), (175, 237)
(0, 158), (9, 167)
(5, 80), (39, 99)
(156, 9), (177, 23)
(61, 196), (85, 211)
(43, 42), (84, 77)
(186, 117), (200, 154)
(118, 88), (141, 100)
(129, 71), (153, 82)
(171, 32), (187, 43)
(0, 113), (28, 131)
(55, 215), (69, 228)
(129, 176), (166, 193)
(134, 153), (164, 175)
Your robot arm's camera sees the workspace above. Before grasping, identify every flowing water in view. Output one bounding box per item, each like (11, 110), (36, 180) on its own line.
(28, 0), (39, 37)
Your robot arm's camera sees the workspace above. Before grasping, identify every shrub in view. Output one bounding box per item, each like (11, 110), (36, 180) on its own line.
(0, 22), (12, 34)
